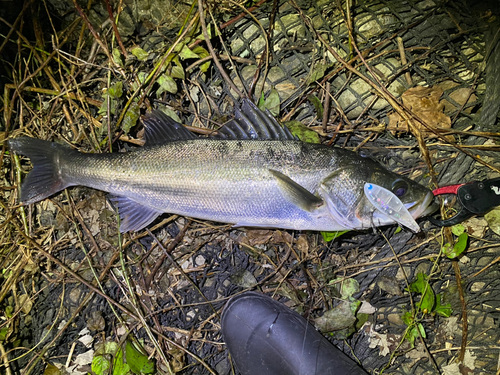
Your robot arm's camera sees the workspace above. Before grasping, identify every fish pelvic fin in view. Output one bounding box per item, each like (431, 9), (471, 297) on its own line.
(8, 137), (74, 205)
(109, 195), (162, 233)
(269, 169), (323, 212)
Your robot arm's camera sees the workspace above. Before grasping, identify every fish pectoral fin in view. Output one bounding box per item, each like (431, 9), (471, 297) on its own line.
(109, 195), (162, 233)
(269, 169), (323, 212)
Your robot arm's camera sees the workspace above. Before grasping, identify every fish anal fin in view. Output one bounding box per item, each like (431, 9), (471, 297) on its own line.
(109, 195), (162, 233)
(269, 169), (323, 212)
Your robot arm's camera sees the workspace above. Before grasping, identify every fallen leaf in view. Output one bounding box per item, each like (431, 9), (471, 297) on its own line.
(485, 207), (500, 236)
(387, 86), (452, 139)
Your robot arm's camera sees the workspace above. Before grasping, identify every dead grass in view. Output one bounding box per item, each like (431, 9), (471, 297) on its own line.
(0, 1), (499, 374)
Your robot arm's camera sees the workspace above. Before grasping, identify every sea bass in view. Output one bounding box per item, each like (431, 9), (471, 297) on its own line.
(8, 100), (437, 233)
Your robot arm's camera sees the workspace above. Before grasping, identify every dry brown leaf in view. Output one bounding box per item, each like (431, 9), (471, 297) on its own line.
(241, 229), (274, 246)
(388, 86), (453, 139)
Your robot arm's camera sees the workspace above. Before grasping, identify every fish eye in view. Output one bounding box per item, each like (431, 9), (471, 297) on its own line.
(392, 180), (409, 197)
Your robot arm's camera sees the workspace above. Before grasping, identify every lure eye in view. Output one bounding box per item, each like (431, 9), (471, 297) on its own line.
(392, 180), (409, 197)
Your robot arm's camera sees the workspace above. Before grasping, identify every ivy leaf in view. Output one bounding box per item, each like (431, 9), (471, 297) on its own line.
(171, 64), (185, 80)
(332, 278), (359, 299)
(113, 345), (130, 375)
(92, 342), (119, 375)
(98, 95), (117, 115)
(158, 107), (182, 124)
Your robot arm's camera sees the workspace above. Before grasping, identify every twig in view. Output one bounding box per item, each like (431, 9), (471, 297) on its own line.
(103, 0), (128, 57)
(396, 37), (412, 86)
(198, 0), (245, 99)
(322, 82), (331, 133)
(144, 220), (191, 290)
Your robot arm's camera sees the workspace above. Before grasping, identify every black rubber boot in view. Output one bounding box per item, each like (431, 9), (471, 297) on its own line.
(221, 291), (368, 375)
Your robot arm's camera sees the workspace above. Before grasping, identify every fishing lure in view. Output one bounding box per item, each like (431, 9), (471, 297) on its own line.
(364, 183), (420, 232)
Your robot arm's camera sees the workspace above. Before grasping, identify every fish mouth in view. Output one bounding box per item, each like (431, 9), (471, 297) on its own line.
(407, 191), (438, 219)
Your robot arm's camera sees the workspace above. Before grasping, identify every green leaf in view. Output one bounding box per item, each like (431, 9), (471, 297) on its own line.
(402, 311), (426, 348)
(157, 74), (178, 95)
(113, 48), (124, 67)
(321, 230), (349, 242)
(177, 44), (199, 60)
(113, 346), (130, 375)
(122, 102), (140, 134)
(98, 95), (117, 116)
(409, 273), (435, 314)
(171, 64), (185, 80)
(92, 341), (131, 375)
(435, 293), (452, 317)
(158, 107), (182, 123)
(192, 46), (211, 72)
(485, 207), (500, 236)
(131, 72), (148, 91)
(394, 226), (402, 234)
(125, 341), (155, 374)
(406, 325), (419, 347)
(108, 81), (123, 99)
(306, 61), (330, 86)
(0, 326), (9, 341)
(307, 95), (323, 119)
(284, 120), (321, 144)
(451, 224), (465, 236)
(401, 311), (413, 326)
(417, 322), (426, 338)
(314, 300), (357, 335)
(330, 278), (359, 299)
(131, 46), (150, 61)
(453, 232), (468, 257)
(443, 232), (468, 259)
(91, 354), (110, 375)
(258, 88), (280, 117)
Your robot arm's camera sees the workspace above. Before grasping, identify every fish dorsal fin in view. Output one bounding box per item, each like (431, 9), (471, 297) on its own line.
(109, 195), (162, 232)
(269, 169), (323, 212)
(213, 99), (297, 140)
(143, 110), (197, 146)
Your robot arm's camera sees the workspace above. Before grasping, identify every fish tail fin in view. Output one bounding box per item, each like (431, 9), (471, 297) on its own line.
(8, 137), (75, 205)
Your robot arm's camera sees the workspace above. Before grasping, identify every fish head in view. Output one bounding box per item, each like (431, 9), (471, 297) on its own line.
(318, 156), (438, 230)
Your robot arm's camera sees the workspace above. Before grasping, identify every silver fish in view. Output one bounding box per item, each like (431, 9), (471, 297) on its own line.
(8, 100), (437, 232)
